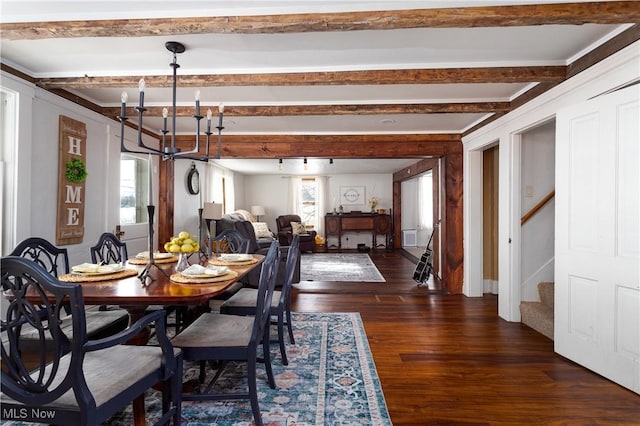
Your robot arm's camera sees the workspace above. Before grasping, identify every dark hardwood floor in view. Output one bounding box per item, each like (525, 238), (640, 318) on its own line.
(292, 250), (640, 425)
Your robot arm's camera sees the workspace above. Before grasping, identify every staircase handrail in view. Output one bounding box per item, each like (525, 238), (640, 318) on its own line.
(521, 190), (555, 225)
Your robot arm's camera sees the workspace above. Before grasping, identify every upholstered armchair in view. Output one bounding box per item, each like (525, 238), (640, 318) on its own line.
(276, 214), (317, 253)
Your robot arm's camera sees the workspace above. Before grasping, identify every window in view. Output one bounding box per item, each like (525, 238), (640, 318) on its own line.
(298, 178), (317, 230)
(1, 88), (17, 256)
(119, 154), (150, 224)
(418, 171), (433, 229)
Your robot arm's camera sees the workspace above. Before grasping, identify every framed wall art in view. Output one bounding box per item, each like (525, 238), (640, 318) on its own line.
(340, 185), (365, 205)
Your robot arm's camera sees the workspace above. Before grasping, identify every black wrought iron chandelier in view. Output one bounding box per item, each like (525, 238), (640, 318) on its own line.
(119, 41), (224, 161)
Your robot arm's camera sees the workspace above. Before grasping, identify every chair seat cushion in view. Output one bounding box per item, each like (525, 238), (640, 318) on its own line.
(171, 313), (255, 350)
(221, 288), (280, 310)
(1, 345), (178, 410)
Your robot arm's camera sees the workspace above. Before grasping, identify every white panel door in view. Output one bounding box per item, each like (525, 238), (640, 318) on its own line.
(555, 84), (639, 394)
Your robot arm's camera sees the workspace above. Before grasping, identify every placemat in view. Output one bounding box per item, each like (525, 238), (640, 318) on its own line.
(128, 255), (178, 265)
(170, 269), (239, 284)
(208, 257), (259, 266)
(59, 268), (139, 283)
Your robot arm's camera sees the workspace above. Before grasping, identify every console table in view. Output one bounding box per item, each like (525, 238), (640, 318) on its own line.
(325, 213), (391, 249)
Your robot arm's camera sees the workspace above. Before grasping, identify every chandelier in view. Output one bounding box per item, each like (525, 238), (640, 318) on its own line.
(119, 41), (224, 161)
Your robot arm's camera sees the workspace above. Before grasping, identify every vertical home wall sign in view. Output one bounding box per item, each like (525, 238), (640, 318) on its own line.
(56, 115), (87, 245)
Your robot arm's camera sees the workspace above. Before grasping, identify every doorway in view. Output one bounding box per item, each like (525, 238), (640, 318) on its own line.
(482, 146), (499, 295)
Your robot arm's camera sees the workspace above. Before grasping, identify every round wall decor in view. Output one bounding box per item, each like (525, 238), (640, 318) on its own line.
(187, 163), (200, 195)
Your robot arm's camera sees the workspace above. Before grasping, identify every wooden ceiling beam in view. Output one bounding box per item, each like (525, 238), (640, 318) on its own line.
(175, 134), (461, 158)
(102, 102), (510, 119)
(37, 66), (566, 89)
(2, 2), (639, 40)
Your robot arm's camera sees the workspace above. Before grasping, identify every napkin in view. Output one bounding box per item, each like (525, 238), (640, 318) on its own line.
(136, 251), (173, 259)
(72, 263), (123, 274)
(219, 253), (252, 261)
(182, 264), (229, 277)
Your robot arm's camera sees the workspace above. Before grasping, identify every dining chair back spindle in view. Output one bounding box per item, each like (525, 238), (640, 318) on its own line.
(0, 256), (183, 426)
(211, 229), (251, 254)
(90, 232), (128, 265)
(9, 237), (70, 277)
(6, 237), (129, 341)
(170, 241), (281, 426)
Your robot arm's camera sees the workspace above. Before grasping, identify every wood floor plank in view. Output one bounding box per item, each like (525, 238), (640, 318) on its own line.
(291, 250), (640, 425)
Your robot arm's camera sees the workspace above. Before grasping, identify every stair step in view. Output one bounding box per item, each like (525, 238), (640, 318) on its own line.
(520, 301), (553, 340)
(538, 282), (554, 309)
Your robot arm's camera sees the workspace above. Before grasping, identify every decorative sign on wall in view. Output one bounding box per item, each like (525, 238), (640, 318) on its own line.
(340, 185), (365, 205)
(56, 115), (87, 245)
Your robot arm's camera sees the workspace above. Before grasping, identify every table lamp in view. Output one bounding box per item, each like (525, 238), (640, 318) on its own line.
(251, 205), (266, 221)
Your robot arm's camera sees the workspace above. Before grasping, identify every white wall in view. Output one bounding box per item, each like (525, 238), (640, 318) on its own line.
(243, 175), (288, 231)
(242, 172), (393, 246)
(400, 172), (433, 248)
(2, 71), (122, 265)
(520, 121), (555, 301)
(172, 159), (202, 237)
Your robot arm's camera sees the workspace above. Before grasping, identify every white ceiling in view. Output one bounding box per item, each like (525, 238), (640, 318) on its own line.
(1, 1), (634, 175)
(212, 157), (420, 176)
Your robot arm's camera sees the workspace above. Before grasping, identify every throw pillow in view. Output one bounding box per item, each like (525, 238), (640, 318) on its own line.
(291, 221), (307, 234)
(252, 222), (272, 238)
(234, 209), (256, 223)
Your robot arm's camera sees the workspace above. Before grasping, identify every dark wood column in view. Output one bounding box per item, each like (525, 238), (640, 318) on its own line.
(441, 151), (463, 294)
(157, 159), (174, 248)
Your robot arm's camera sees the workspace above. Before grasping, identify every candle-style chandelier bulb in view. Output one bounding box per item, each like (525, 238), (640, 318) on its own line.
(119, 41), (223, 162)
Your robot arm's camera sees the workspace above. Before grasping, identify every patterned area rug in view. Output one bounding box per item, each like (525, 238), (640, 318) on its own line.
(2, 312), (391, 426)
(300, 253), (386, 282)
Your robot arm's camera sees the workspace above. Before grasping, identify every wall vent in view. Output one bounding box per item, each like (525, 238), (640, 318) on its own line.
(402, 229), (417, 247)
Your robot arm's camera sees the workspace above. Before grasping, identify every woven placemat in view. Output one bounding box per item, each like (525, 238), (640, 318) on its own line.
(59, 268), (139, 283)
(128, 255), (178, 265)
(170, 269), (239, 284)
(208, 257), (259, 266)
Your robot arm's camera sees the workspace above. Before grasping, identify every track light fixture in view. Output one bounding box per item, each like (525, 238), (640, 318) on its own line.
(278, 158), (283, 170)
(329, 158), (334, 164)
(119, 41), (224, 161)
(303, 157), (308, 170)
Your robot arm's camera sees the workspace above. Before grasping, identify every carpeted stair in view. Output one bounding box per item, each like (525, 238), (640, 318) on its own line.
(520, 282), (554, 340)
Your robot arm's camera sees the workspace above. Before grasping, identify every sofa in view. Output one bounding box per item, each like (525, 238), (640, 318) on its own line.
(216, 211), (275, 252)
(276, 214), (318, 253)
(215, 211), (300, 286)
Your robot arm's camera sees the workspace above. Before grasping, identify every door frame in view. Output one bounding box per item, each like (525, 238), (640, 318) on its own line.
(462, 40), (640, 320)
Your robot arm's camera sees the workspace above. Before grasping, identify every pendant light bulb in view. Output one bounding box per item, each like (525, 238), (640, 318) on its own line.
(278, 158), (283, 170)
(303, 157), (308, 170)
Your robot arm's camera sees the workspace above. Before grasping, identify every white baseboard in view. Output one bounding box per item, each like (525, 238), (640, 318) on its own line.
(484, 279), (499, 294)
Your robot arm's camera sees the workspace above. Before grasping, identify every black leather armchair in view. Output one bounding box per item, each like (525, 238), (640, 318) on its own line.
(276, 214), (317, 253)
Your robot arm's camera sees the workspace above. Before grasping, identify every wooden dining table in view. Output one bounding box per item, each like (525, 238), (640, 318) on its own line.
(55, 253), (265, 426)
